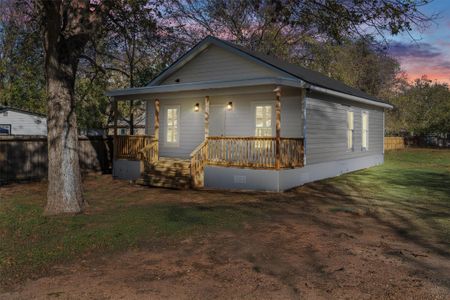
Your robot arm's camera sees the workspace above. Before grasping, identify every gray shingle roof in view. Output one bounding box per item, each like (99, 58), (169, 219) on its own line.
(213, 37), (388, 105)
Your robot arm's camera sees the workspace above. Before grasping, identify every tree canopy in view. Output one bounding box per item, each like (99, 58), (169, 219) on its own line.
(0, 0), (446, 136)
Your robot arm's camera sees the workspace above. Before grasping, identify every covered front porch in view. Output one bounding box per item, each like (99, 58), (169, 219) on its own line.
(109, 80), (306, 189)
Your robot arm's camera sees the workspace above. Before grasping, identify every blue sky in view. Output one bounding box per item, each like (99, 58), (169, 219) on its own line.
(388, 1), (450, 83)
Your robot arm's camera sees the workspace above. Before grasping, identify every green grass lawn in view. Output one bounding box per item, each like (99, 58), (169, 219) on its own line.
(0, 184), (260, 286)
(1, 148), (449, 287)
(328, 148), (450, 249)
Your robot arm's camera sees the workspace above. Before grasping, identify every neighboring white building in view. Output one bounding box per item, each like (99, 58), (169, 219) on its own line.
(106, 36), (393, 191)
(0, 107), (47, 136)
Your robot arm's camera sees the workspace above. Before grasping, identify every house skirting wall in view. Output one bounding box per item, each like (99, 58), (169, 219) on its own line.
(113, 159), (141, 180)
(204, 154), (384, 192)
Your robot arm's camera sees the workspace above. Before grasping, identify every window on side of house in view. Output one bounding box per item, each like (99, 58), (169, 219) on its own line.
(255, 105), (272, 137)
(347, 110), (354, 151)
(0, 124), (11, 135)
(362, 111), (369, 150)
(166, 107), (179, 145)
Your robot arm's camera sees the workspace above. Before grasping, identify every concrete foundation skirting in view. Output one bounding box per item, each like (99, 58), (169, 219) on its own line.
(113, 154), (384, 191)
(113, 159), (141, 180)
(205, 154), (384, 192)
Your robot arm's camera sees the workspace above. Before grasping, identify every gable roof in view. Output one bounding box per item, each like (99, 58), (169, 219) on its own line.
(149, 36), (390, 106)
(0, 106), (46, 118)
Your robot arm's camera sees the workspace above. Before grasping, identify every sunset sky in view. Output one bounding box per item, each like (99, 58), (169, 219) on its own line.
(388, 1), (450, 84)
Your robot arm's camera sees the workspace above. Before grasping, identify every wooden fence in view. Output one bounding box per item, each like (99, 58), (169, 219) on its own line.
(384, 136), (405, 151)
(0, 136), (113, 183)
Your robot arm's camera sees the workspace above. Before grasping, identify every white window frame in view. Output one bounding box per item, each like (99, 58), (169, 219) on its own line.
(347, 109), (354, 151)
(252, 102), (275, 137)
(0, 124), (11, 135)
(361, 110), (369, 151)
(252, 102), (275, 149)
(164, 105), (180, 147)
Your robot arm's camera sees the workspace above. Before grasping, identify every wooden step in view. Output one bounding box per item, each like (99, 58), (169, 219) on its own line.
(138, 157), (192, 189)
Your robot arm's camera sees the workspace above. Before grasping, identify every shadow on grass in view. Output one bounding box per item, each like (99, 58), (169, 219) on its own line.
(0, 199), (261, 287)
(302, 166), (450, 258)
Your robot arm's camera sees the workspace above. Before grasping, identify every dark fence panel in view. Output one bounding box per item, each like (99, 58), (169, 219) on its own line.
(405, 134), (450, 148)
(0, 136), (113, 184)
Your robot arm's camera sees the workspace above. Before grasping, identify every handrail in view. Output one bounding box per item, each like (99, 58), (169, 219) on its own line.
(114, 135), (154, 160)
(190, 140), (208, 188)
(190, 139), (208, 157)
(138, 140), (159, 164)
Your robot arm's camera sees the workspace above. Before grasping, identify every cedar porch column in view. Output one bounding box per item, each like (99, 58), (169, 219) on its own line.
(113, 97), (118, 160)
(154, 99), (160, 140)
(274, 87), (281, 169)
(129, 100), (134, 135)
(300, 88), (306, 166)
(204, 95), (210, 139)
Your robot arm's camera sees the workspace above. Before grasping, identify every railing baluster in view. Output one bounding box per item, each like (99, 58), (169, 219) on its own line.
(190, 136), (303, 169)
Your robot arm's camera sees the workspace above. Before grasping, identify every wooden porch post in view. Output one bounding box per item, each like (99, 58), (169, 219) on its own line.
(300, 88), (306, 166)
(154, 99), (160, 141)
(274, 87), (281, 169)
(204, 96), (210, 139)
(129, 100), (134, 135)
(113, 97), (118, 160)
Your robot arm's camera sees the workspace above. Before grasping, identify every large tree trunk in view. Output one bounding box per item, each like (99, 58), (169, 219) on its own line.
(41, 1), (86, 215)
(44, 55), (85, 215)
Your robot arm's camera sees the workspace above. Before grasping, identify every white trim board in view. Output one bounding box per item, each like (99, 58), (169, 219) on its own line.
(106, 77), (303, 98)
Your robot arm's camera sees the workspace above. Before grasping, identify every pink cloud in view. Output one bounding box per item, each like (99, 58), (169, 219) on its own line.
(389, 42), (450, 84)
(400, 58), (450, 83)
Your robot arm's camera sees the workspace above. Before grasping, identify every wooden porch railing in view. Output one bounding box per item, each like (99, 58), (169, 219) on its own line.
(114, 135), (154, 160)
(138, 140), (159, 164)
(208, 136), (276, 168)
(189, 137), (305, 183)
(190, 140), (208, 187)
(207, 136), (304, 169)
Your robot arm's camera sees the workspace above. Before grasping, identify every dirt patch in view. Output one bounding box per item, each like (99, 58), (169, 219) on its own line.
(2, 181), (449, 299)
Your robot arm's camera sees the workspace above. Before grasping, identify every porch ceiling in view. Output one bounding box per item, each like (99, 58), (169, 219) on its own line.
(105, 77), (303, 99)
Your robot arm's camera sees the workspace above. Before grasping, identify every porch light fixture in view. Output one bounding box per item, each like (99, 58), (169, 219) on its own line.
(227, 101), (233, 111)
(194, 103), (200, 112)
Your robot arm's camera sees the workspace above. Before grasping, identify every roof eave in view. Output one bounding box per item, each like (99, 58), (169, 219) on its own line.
(308, 85), (393, 109)
(106, 77), (305, 98)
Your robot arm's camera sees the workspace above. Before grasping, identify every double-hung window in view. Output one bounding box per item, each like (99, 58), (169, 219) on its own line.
(255, 105), (272, 137)
(362, 111), (369, 150)
(255, 104), (272, 149)
(166, 106), (179, 145)
(347, 110), (354, 151)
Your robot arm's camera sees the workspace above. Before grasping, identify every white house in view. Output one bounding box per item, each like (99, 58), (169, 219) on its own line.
(106, 36), (392, 191)
(0, 107), (47, 136)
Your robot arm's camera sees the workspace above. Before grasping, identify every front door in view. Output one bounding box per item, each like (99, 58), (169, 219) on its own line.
(209, 105), (225, 136)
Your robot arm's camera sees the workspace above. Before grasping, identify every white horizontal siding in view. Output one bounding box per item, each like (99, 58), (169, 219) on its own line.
(145, 87), (304, 158)
(305, 92), (384, 165)
(147, 98), (204, 158)
(161, 45), (282, 85)
(0, 110), (47, 135)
